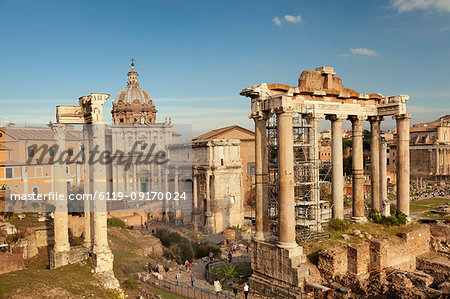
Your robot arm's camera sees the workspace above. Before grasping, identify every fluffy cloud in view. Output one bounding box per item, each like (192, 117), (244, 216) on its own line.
(391, 0), (450, 13)
(349, 48), (378, 56)
(273, 16), (282, 26)
(284, 15), (302, 23)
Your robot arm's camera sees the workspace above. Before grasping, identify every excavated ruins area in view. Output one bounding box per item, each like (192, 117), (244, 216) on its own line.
(304, 222), (450, 298)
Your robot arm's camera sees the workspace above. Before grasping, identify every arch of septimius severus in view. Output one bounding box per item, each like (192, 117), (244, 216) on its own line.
(241, 66), (411, 297)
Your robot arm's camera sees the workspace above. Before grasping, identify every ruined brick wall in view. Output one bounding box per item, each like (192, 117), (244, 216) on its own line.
(347, 243), (369, 278)
(317, 247), (347, 279)
(0, 252), (25, 274)
(318, 227), (432, 279)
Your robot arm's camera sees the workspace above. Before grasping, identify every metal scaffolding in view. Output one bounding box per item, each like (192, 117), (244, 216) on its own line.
(267, 113), (331, 242)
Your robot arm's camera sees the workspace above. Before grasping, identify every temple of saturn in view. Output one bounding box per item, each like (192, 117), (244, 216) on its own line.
(50, 93), (119, 288)
(240, 66), (411, 297)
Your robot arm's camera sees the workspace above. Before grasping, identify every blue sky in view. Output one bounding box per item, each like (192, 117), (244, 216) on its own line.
(1, 0), (449, 135)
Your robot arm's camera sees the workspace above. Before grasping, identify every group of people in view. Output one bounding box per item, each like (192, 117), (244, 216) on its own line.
(176, 271), (196, 288)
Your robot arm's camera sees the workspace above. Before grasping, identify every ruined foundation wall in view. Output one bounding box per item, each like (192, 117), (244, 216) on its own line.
(318, 227), (432, 278)
(0, 252), (25, 274)
(250, 242), (309, 298)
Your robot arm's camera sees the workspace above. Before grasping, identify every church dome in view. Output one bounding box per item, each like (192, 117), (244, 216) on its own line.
(114, 62), (152, 104)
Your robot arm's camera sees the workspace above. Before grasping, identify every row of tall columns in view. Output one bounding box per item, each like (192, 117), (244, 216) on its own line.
(436, 148), (449, 175)
(254, 116), (269, 241)
(328, 114), (401, 221)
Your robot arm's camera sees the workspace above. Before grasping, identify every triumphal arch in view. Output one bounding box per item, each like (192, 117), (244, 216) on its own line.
(241, 66), (411, 297)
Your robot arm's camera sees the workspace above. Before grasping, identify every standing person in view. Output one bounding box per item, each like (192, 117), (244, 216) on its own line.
(246, 245), (249, 253)
(190, 273), (195, 288)
(176, 271), (181, 285)
(214, 279), (222, 294)
(187, 260), (191, 272)
(209, 251), (214, 262)
(228, 251), (233, 263)
(244, 283), (249, 299)
(164, 265), (169, 279)
(155, 263), (160, 273)
(147, 262), (152, 273)
(184, 260), (189, 271)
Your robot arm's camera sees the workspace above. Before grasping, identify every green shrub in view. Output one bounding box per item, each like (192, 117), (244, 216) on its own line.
(193, 242), (221, 259)
(329, 219), (350, 231)
(368, 209), (383, 224)
(123, 277), (139, 290)
(107, 217), (126, 229)
(155, 229), (183, 247)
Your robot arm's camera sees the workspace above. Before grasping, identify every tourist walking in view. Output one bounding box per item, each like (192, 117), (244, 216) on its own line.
(214, 279), (222, 294)
(176, 271), (181, 285)
(190, 273), (195, 288)
(164, 265), (169, 279)
(244, 282), (249, 299)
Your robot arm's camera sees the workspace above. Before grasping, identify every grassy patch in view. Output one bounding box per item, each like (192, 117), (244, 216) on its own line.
(0, 249), (107, 298)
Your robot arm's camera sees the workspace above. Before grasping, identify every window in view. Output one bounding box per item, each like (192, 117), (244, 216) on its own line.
(28, 147), (35, 158)
(5, 168), (13, 179)
(68, 148), (74, 156)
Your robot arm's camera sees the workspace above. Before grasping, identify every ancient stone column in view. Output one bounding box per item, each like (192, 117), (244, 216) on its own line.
(369, 116), (383, 212)
(193, 172), (198, 231)
(436, 148), (440, 175)
(444, 148), (448, 174)
(327, 115), (345, 220)
(254, 116), (269, 241)
(380, 142), (390, 216)
(395, 114), (411, 217)
(50, 123), (70, 268)
(91, 124), (114, 273)
(174, 168), (181, 222)
(205, 171), (213, 233)
(276, 112), (297, 249)
(163, 169), (169, 222)
(83, 126), (92, 249)
(306, 115), (320, 222)
(350, 116), (366, 222)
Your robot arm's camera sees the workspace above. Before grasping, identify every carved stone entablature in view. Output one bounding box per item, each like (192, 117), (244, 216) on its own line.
(241, 66), (409, 119)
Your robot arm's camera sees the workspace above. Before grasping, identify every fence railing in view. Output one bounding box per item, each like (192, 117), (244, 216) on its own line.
(138, 272), (235, 299)
(205, 257), (252, 284)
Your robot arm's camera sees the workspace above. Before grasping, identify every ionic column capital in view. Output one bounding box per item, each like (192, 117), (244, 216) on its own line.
(348, 115), (366, 123)
(368, 116), (384, 123)
(393, 113), (412, 121)
(49, 123), (66, 138)
(326, 114), (347, 122)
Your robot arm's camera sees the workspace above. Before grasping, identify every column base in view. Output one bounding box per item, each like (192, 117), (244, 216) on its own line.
(253, 231), (265, 242)
(92, 250), (114, 273)
(351, 216), (367, 223)
(49, 249), (70, 269)
(95, 270), (120, 290)
(277, 241), (298, 249)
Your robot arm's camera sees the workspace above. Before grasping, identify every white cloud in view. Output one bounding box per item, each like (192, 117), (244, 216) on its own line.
(391, 0), (450, 13)
(273, 16), (282, 26)
(349, 48), (378, 56)
(284, 15), (302, 23)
